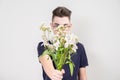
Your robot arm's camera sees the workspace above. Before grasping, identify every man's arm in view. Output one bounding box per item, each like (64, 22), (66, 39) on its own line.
(78, 67), (87, 80)
(39, 54), (64, 80)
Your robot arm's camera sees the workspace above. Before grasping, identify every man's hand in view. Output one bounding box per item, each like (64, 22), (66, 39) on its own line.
(39, 55), (65, 80)
(50, 69), (65, 80)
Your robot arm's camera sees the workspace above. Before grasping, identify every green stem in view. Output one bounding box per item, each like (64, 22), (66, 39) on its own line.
(57, 50), (68, 70)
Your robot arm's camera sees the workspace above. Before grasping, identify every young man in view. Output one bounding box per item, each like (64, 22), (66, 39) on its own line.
(37, 6), (88, 80)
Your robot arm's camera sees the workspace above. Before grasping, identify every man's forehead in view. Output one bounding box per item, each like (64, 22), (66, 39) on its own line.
(52, 16), (70, 24)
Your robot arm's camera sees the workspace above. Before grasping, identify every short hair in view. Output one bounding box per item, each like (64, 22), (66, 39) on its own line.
(52, 6), (72, 21)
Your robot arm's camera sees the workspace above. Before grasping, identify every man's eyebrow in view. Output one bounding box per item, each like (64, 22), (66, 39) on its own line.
(64, 24), (68, 25)
(54, 23), (69, 26)
(54, 23), (68, 25)
(54, 23), (59, 25)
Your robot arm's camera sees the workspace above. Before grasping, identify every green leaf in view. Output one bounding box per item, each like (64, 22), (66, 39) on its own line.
(69, 62), (74, 76)
(42, 50), (50, 55)
(65, 60), (75, 76)
(68, 53), (71, 60)
(50, 53), (56, 61)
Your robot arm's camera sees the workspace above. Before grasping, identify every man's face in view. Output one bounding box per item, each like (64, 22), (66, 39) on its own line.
(51, 16), (72, 34)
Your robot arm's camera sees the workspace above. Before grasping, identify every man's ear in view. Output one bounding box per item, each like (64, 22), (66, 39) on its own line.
(50, 23), (53, 29)
(70, 23), (72, 28)
(50, 23), (52, 27)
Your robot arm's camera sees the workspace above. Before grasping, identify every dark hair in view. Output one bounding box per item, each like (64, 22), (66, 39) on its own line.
(52, 6), (72, 21)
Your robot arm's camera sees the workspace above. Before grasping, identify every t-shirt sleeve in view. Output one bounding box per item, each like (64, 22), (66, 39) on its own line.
(37, 42), (45, 57)
(77, 43), (89, 68)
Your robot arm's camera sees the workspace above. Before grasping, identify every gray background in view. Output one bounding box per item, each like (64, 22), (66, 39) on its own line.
(0, 0), (120, 80)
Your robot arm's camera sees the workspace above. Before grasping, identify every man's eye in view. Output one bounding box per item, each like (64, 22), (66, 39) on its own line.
(64, 24), (67, 26)
(53, 24), (59, 27)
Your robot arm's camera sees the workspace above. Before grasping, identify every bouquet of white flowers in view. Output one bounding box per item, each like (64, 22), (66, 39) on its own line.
(40, 24), (78, 76)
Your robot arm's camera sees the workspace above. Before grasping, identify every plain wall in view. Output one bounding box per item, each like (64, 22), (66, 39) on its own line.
(0, 0), (120, 80)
